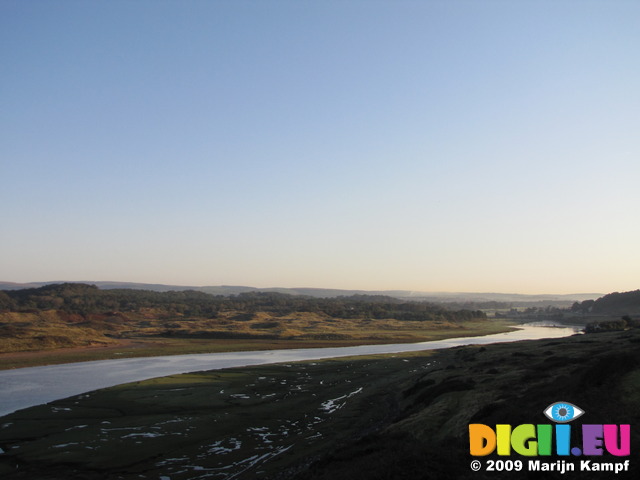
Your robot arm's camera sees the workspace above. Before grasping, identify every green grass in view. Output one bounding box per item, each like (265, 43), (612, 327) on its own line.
(0, 353), (438, 478)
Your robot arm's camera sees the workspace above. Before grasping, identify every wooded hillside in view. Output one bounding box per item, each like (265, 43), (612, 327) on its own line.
(0, 284), (490, 355)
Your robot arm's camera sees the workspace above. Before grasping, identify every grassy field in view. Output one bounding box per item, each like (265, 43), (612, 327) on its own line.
(0, 315), (515, 370)
(1, 328), (638, 479)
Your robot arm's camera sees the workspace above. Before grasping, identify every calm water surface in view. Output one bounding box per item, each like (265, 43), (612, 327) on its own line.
(0, 323), (580, 417)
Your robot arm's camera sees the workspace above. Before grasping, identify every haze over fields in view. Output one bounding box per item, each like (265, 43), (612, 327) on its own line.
(2, 1), (639, 294)
(0, 281), (601, 303)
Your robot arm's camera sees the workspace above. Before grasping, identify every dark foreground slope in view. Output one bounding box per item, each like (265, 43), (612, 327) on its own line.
(0, 329), (638, 479)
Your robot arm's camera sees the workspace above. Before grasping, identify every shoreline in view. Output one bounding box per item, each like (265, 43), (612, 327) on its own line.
(0, 323), (576, 418)
(0, 327), (632, 480)
(0, 320), (517, 370)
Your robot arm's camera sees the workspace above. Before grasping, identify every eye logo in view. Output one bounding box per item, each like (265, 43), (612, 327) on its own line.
(543, 401), (584, 423)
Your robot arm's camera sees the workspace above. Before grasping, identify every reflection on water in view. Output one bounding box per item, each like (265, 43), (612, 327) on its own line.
(0, 322), (580, 417)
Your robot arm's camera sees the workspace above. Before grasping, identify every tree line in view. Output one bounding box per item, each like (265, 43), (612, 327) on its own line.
(0, 283), (486, 322)
(571, 289), (640, 315)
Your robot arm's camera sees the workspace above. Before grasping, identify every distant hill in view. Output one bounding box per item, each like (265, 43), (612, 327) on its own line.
(571, 289), (640, 315)
(0, 283), (490, 355)
(0, 280), (601, 304)
(0, 281), (207, 293)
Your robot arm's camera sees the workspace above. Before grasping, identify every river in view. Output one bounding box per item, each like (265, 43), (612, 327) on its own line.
(0, 323), (580, 417)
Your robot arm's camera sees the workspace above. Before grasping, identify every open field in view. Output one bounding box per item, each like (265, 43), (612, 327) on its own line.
(1, 328), (638, 479)
(0, 320), (510, 369)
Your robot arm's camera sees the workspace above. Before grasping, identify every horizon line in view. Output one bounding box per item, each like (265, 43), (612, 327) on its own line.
(0, 280), (606, 297)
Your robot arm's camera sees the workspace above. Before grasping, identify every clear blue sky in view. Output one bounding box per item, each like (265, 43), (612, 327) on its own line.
(2, 0), (639, 294)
